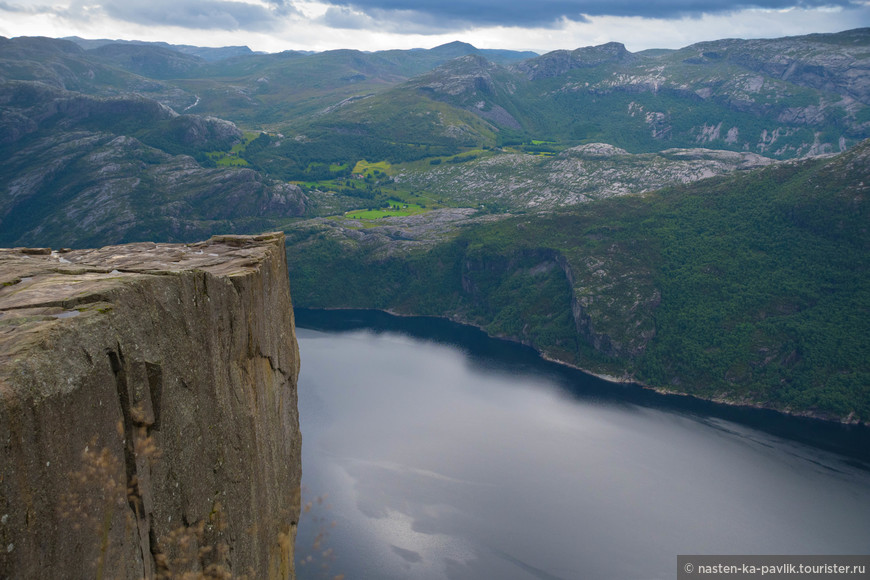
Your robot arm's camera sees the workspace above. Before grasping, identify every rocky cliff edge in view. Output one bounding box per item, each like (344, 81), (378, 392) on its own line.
(0, 232), (301, 579)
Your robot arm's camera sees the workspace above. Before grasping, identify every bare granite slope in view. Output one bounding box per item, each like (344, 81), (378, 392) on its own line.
(0, 232), (300, 579)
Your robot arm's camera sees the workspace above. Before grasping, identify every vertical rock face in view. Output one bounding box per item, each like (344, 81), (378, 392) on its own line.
(0, 233), (301, 579)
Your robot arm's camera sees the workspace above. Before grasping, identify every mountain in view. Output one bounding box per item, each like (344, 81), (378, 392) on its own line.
(380, 40), (538, 70)
(87, 43), (208, 79)
(0, 80), (241, 151)
(393, 144), (775, 211)
(7, 31), (868, 159)
(0, 36), (197, 111)
(282, 139), (870, 422)
(513, 41), (637, 79)
(174, 42), (537, 125)
(0, 82), (305, 248)
(305, 29), (870, 159)
(2, 30), (870, 420)
(64, 36), (260, 61)
(12, 37), (533, 126)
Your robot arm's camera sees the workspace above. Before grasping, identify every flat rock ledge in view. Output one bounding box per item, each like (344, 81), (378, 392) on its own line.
(0, 233), (301, 579)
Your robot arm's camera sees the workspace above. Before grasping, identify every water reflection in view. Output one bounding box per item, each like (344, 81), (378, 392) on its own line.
(294, 310), (870, 580)
(295, 308), (870, 463)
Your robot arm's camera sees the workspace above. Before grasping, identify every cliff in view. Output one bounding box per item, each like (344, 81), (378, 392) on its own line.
(0, 232), (301, 579)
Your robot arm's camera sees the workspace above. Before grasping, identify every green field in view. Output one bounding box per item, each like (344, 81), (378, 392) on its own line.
(206, 131), (262, 167)
(213, 156), (250, 167)
(345, 203), (426, 219)
(352, 160), (392, 176)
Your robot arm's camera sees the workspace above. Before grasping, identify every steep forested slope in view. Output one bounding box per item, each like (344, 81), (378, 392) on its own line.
(284, 140), (870, 421)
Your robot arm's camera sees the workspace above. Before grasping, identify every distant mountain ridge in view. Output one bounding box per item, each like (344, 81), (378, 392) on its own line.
(5, 30), (868, 159)
(63, 36), (264, 61)
(314, 28), (870, 159)
(2, 29), (870, 421)
(3, 29), (869, 234)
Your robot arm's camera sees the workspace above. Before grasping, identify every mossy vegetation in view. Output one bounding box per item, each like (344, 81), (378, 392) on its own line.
(345, 203), (427, 220)
(351, 160), (392, 176)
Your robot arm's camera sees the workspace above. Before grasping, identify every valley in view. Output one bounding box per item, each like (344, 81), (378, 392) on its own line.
(1, 29), (869, 422)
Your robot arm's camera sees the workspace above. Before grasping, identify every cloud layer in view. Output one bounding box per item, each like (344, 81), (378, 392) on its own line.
(1, 0), (868, 53)
(324, 0), (868, 29)
(100, 0), (294, 30)
(3, 0), (298, 31)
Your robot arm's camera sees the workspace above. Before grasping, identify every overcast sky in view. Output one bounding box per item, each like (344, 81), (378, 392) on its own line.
(1, 0), (868, 54)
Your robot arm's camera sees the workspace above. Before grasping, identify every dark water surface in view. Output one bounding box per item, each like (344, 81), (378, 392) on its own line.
(293, 309), (870, 580)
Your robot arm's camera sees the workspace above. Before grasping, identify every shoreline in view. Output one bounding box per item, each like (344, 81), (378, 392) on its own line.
(296, 306), (868, 428)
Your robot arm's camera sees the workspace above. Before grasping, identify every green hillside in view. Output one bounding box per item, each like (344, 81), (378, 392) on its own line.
(316, 29), (870, 158)
(283, 140), (870, 422)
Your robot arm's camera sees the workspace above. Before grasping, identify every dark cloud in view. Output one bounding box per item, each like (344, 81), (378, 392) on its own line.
(319, 5), (469, 33)
(1, 1), (69, 15)
(2, 1), (90, 23)
(97, 0), (297, 31)
(324, 0), (867, 29)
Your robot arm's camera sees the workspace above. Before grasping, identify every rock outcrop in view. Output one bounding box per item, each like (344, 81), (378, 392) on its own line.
(0, 83), (309, 249)
(0, 233), (301, 579)
(395, 144), (775, 211)
(513, 42), (635, 80)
